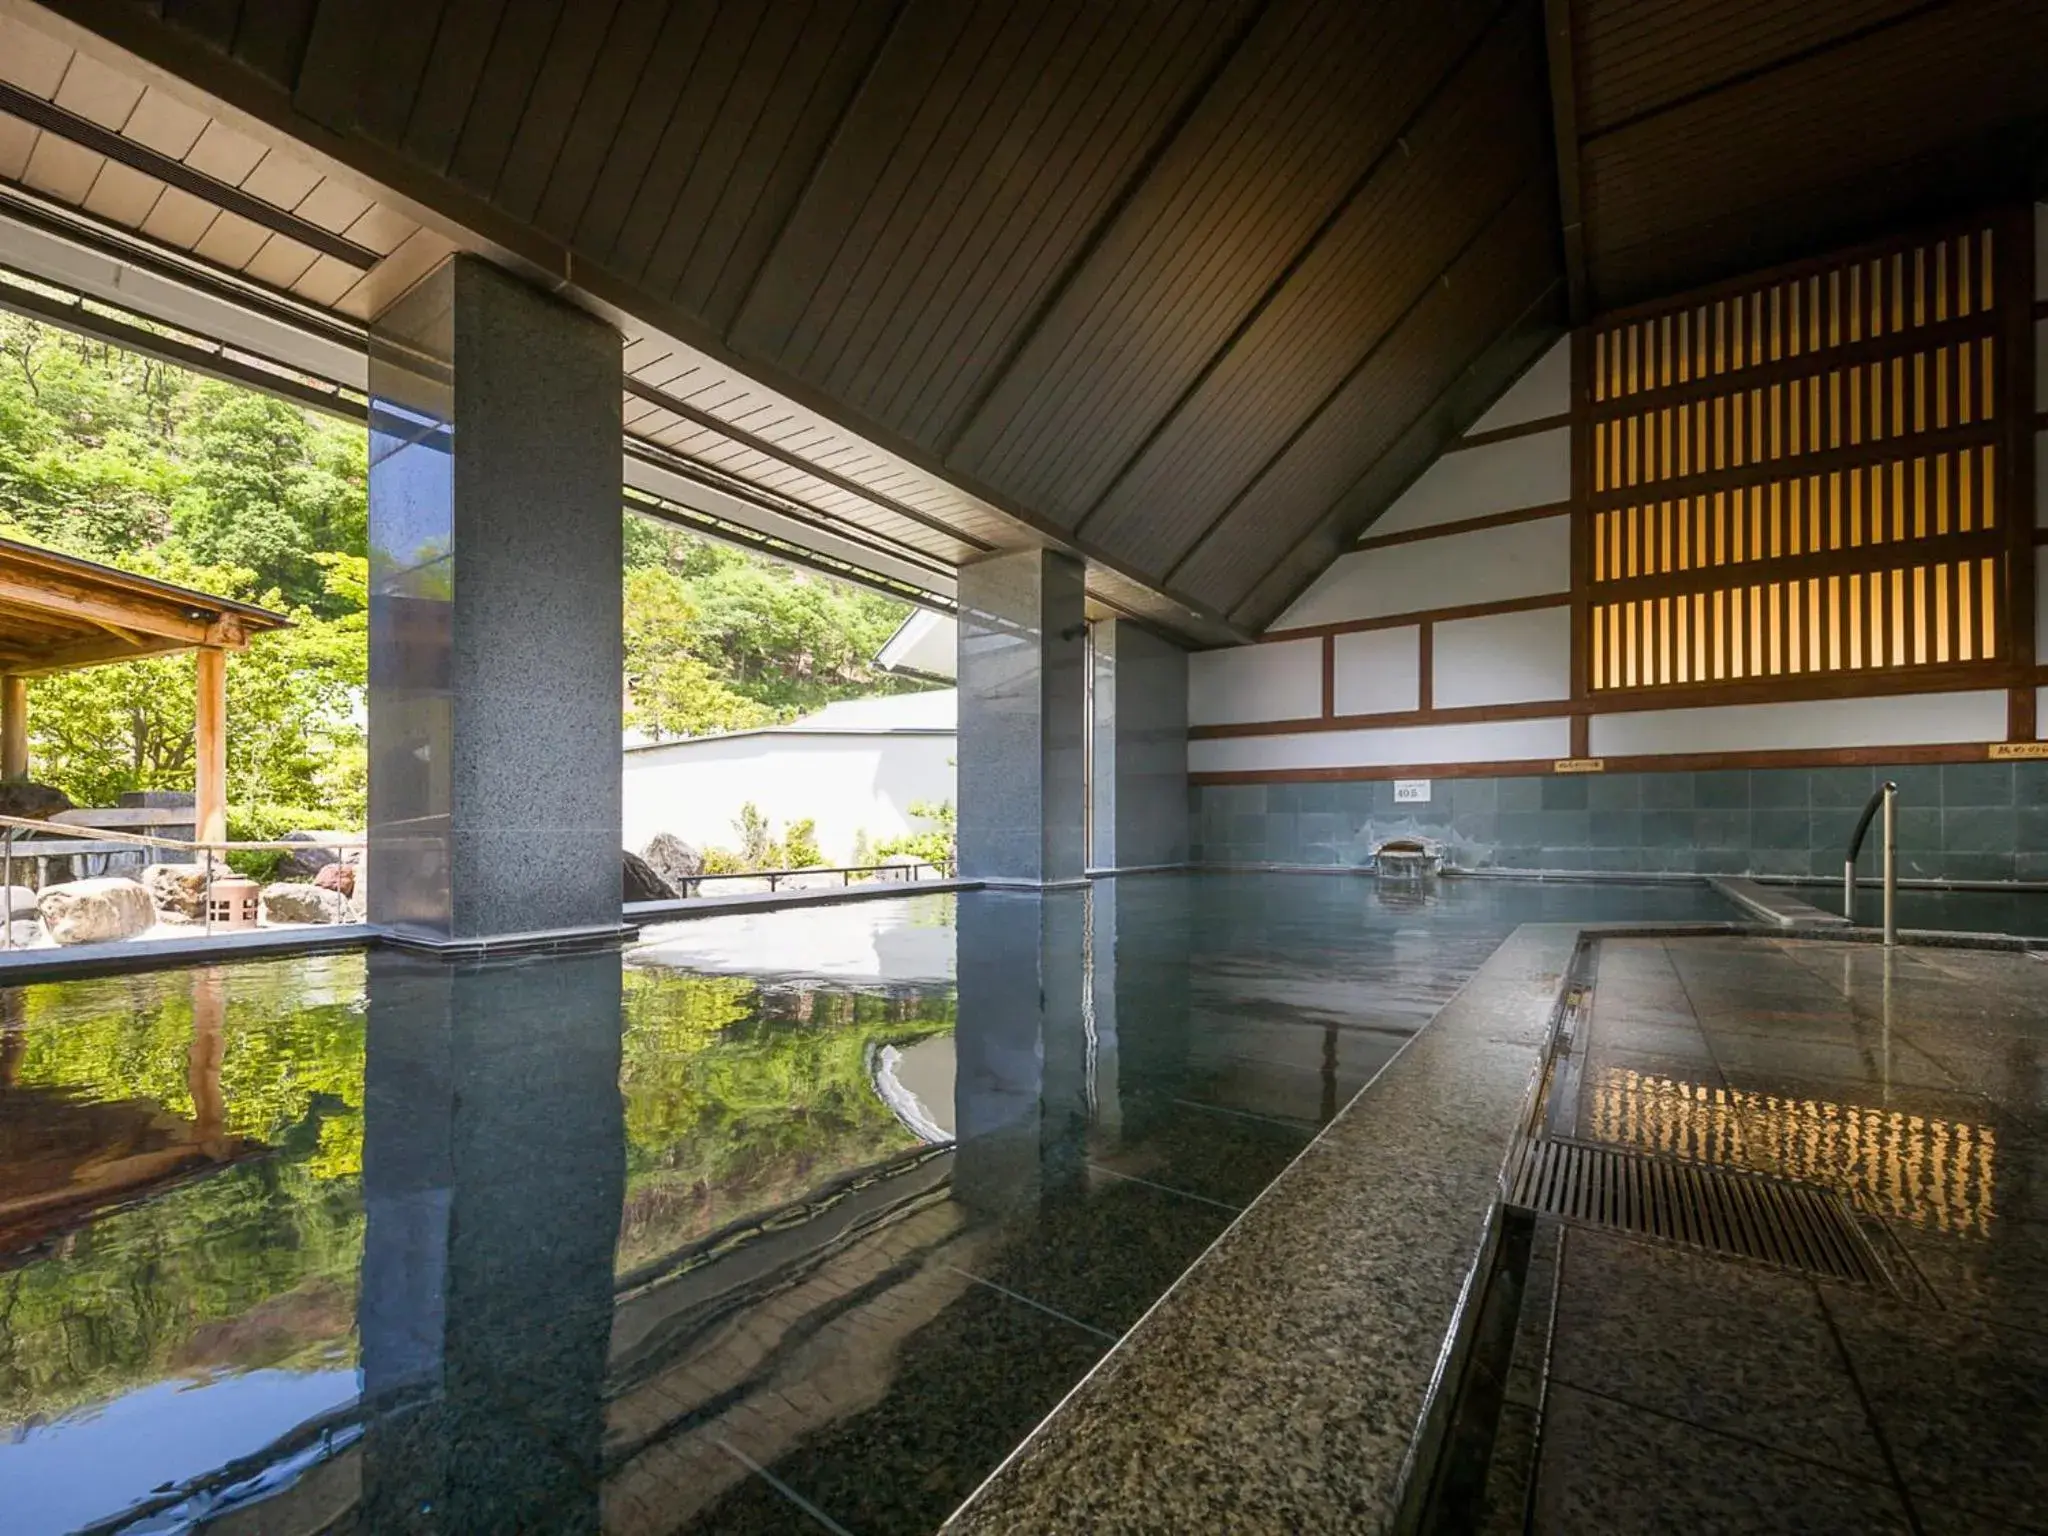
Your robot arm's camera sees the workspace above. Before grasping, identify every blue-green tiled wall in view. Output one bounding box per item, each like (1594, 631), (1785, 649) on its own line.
(1190, 761), (2048, 882)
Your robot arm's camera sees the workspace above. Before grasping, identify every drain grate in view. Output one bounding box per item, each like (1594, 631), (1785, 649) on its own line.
(1509, 1136), (1889, 1287)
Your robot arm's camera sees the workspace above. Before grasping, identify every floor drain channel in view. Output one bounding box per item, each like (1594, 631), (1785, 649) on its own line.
(1508, 1136), (1889, 1287)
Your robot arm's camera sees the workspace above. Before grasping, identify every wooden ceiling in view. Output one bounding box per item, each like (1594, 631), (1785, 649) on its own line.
(16, 0), (2048, 634)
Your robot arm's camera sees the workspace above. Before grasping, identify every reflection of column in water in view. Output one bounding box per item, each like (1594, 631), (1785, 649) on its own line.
(357, 947), (625, 1534)
(0, 987), (21, 1089)
(1039, 887), (1090, 1187)
(953, 889), (1090, 1210)
(1086, 881), (1121, 1141)
(188, 966), (228, 1157)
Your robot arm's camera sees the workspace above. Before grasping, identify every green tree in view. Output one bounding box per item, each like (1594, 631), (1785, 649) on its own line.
(623, 564), (772, 741)
(170, 384), (365, 613)
(622, 516), (918, 725)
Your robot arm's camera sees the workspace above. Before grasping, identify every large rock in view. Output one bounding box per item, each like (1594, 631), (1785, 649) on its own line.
(313, 862), (355, 899)
(39, 877), (155, 945)
(141, 863), (208, 920)
(276, 832), (339, 882)
(260, 883), (353, 925)
(623, 850), (677, 903)
(0, 781), (72, 821)
(0, 885), (35, 919)
(641, 833), (704, 891)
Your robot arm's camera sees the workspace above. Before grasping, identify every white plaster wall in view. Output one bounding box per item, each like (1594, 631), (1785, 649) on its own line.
(1589, 692), (2007, 757)
(1468, 337), (1570, 433)
(1434, 607), (1573, 708)
(2037, 200), (2048, 297)
(1188, 638), (1323, 725)
(623, 733), (956, 864)
(1332, 626), (1420, 715)
(2039, 430), (2048, 527)
(1189, 717), (1570, 774)
(2039, 687), (2047, 741)
(1369, 429), (1569, 537)
(1275, 517), (1570, 630)
(2038, 547), (2048, 659)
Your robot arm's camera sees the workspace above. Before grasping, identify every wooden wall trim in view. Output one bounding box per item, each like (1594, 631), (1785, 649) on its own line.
(1587, 310), (1999, 420)
(1261, 592), (1569, 643)
(1320, 632), (1335, 719)
(1595, 210), (2007, 328)
(1190, 740), (2023, 787)
(2008, 205), (2039, 740)
(1593, 528), (2007, 602)
(1193, 698), (1568, 740)
(1587, 421), (2002, 513)
(1354, 502), (1568, 551)
(1191, 660), (2014, 740)
(1444, 413), (1571, 452)
(1417, 621), (1435, 711)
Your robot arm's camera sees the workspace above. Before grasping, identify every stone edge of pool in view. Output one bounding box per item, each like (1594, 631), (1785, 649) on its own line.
(940, 910), (2048, 1534)
(937, 918), (1593, 1535)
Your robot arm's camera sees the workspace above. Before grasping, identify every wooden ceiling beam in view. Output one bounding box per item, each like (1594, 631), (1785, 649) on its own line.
(1542, 0), (1589, 325)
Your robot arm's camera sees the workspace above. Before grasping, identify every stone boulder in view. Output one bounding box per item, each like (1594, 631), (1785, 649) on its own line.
(0, 885), (35, 920)
(276, 832), (339, 882)
(0, 780), (72, 821)
(313, 862), (356, 899)
(260, 883), (353, 925)
(141, 863), (209, 921)
(641, 833), (704, 891)
(623, 850), (677, 903)
(39, 877), (154, 945)
(7, 918), (40, 947)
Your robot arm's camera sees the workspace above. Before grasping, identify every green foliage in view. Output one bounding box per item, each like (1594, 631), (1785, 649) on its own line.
(875, 799), (957, 876)
(783, 818), (823, 868)
(0, 313), (920, 833)
(701, 801), (828, 872)
(222, 802), (345, 880)
(622, 516), (917, 737)
(0, 952), (959, 1423)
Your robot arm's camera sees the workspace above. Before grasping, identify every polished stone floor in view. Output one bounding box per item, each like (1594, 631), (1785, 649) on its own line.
(0, 875), (1734, 1536)
(1517, 936), (2048, 1533)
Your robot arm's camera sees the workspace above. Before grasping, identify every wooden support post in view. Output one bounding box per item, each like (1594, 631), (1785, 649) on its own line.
(1, 675), (25, 780)
(195, 647), (226, 846)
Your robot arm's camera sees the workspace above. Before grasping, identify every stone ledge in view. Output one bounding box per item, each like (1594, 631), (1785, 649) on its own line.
(941, 923), (1585, 1535)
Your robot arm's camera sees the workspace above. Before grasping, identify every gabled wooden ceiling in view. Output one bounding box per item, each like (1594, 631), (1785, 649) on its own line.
(16, 0), (2048, 635)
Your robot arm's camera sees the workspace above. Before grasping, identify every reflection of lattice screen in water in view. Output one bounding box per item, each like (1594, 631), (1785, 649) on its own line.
(1588, 1067), (1998, 1239)
(1586, 223), (2011, 694)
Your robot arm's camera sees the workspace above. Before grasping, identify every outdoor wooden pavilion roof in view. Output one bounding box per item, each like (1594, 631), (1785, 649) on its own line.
(0, 535), (289, 676)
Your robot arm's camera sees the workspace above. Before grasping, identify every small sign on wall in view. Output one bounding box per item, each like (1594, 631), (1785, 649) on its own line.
(1989, 742), (2048, 760)
(1393, 779), (1431, 803)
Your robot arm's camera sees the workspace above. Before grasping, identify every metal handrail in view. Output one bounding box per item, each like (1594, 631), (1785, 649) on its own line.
(1842, 781), (1898, 946)
(684, 859), (943, 893)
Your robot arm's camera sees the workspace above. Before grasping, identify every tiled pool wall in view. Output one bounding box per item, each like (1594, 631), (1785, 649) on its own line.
(1189, 761), (2048, 882)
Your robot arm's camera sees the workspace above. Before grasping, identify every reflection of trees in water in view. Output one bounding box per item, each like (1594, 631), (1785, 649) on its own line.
(0, 958), (369, 1431)
(0, 959), (957, 1428)
(614, 969), (957, 1273)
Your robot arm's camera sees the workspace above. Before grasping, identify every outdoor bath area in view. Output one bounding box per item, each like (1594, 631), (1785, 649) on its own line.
(0, 871), (1752, 1535)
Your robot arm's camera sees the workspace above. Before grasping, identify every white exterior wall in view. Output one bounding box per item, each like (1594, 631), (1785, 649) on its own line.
(623, 733), (956, 864)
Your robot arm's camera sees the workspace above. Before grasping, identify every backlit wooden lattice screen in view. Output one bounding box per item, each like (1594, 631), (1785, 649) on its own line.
(1585, 223), (2017, 692)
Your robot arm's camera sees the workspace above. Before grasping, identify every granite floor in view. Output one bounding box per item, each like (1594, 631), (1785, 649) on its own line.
(1513, 935), (2048, 1533)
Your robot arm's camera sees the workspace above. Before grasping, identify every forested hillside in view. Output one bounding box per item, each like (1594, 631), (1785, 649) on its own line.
(0, 311), (913, 828)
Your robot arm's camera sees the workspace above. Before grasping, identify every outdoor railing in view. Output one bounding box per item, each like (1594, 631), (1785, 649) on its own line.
(678, 860), (944, 894)
(0, 815), (946, 951)
(0, 813), (362, 950)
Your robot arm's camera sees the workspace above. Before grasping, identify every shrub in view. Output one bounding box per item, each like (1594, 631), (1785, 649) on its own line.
(223, 802), (336, 880)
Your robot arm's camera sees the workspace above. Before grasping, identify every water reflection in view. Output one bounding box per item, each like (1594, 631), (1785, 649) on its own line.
(0, 876), (1737, 1533)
